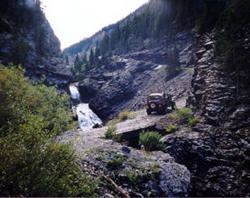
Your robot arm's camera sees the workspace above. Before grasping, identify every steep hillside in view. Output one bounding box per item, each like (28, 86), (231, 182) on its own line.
(0, 0), (72, 88)
(63, 0), (202, 120)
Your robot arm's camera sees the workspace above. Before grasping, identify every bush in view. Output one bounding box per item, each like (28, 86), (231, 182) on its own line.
(172, 107), (192, 124)
(166, 124), (178, 133)
(105, 124), (117, 139)
(0, 65), (97, 196)
(139, 131), (164, 151)
(106, 154), (125, 169)
(188, 117), (200, 127)
(106, 111), (135, 126)
(118, 110), (135, 122)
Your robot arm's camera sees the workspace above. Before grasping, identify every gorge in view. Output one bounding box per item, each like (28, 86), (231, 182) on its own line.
(0, 0), (249, 197)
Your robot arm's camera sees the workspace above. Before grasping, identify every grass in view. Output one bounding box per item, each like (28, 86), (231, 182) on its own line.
(107, 110), (135, 126)
(104, 125), (117, 139)
(185, 67), (194, 75)
(139, 131), (164, 151)
(166, 124), (178, 133)
(106, 154), (125, 169)
(118, 110), (135, 121)
(188, 117), (200, 127)
(171, 107), (193, 124)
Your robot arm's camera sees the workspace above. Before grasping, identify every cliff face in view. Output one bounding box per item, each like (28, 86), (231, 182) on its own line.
(162, 1), (250, 195)
(0, 0), (72, 88)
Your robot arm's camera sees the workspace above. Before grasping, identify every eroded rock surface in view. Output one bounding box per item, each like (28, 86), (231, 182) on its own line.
(162, 32), (250, 197)
(59, 111), (191, 197)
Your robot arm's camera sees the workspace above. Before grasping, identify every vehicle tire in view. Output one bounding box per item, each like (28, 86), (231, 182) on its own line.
(171, 102), (176, 110)
(161, 108), (166, 115)
(146, 109), (151, 115)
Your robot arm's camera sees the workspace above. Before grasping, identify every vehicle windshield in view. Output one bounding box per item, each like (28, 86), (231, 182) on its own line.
(148, 96), (162, 101)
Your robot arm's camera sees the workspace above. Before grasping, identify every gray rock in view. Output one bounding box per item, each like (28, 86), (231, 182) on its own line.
(159, 162), (190, 197)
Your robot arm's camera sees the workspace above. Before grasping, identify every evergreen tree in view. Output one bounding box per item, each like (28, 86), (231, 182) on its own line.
(74, 55), (82, 73)
(166, 46), (181, 80)
(65, 56), (69, 65)
(89, 49), (94, 65)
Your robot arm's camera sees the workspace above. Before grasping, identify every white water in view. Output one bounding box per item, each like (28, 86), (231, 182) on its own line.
(69, 85), (80, 100)
(69, 85), (102, 130)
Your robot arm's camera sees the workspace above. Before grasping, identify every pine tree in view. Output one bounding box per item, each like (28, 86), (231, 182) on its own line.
(89, 49), (94, 66)
(166, 46), (180, 80)
(65, 56), (69, 65)
(74, 55), (82, 74)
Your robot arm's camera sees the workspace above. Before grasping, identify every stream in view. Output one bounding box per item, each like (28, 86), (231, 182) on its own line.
(69, 85), (102, 130)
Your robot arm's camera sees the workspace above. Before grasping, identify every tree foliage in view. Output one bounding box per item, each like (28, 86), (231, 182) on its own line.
(0, 64), (98, 196)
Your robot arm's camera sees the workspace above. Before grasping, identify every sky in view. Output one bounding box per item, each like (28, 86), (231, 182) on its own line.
(41, 0), (149, 50)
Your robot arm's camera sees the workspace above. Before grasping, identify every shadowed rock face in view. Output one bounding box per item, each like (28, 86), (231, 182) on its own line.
(162, 32), (250, 197)
(0, 0), (72, 88)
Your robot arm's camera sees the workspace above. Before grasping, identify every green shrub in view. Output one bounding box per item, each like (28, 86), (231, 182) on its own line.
(118, 110), (135, 121)
(172, 107), (192, 124)
(112, 133), (122, 142)
(124, 169), (141, 185)
(139, 131), (164, 151)
(106, 111), (135, 126)
(106, 154), (125, 169)
(188, 117), (200, 127)
(105, 125), (117, 139)
(0, 65), (98, 196)
(166, 124), (178, 133)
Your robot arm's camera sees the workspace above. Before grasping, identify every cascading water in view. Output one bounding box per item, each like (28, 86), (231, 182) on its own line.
(69, 85), (102, 130)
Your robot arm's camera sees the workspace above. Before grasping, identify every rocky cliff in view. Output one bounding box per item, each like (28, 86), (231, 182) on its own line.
(0, 0), (72, 88)
(161, 1), (250, 195)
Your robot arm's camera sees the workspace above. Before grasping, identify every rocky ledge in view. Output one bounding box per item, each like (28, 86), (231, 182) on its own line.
(59, 112), (191, 197)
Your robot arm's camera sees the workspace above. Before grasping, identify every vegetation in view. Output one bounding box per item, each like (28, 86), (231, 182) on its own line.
(172, 107), (193, 124)
(215, 0), (250, 74)
(124, 162), (160, 186)
(64, 0), (203, 69)
(166, 124), (178, 133)
(106, 154), (125, 169)
(107, 110), (135, 126)
(139, 131), (164, 151)
(165, 46), (181, 81)
(72, 55), (87, 81)
(118, 110), (135, 121)
(0, 0), (53, 66)
(105, 124), (117, 139)
(188, 117), (200, 128)
(0, 65), (98, 196)
(170, 107), (200, 129)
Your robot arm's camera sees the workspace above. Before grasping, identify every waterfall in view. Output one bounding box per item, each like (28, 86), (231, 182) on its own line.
(69, 85), (80, 100)
(69, 85), (102, 130)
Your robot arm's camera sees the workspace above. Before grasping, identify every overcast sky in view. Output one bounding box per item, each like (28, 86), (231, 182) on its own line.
(41, 0), (149, 50)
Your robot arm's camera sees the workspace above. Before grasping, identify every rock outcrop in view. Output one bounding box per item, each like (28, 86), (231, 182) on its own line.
(0, 0), (72, 88)
(59, 119), (191, 197)
(162, 32), (250, 196)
